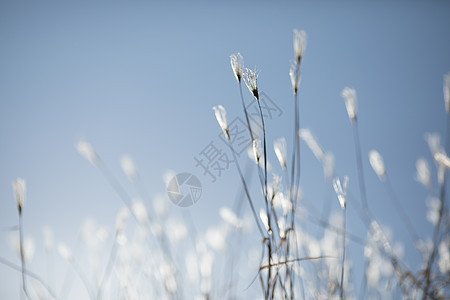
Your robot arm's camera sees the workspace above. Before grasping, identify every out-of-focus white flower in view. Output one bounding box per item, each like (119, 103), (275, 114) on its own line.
(341, 87), (357, 122)
(12, 178), (26, 213)
(163, 170), (176, 187)
(259, 209), (271, 234)
(132, 200), (148, 223)
(205, 227), (226, 251)
(76, 140), (99, 165)
(289, 61), (301, 95)
(167, 220), (187, 242)
(43, 226), (54, 253)
(369, 150), (386, 180)
(58, 243), (73, 261)
(23, 236), (35, 263)
(323, 152), (335, 181)
(120, 155), (138, 181)
(425, 133), (444, 157)
(230, 53), (244, 83)
(293, 29), (307, 63)
(244, 67), (259, 100)
(426, 197), (441, 225)
(116, 207), (130, 233)
(274, 137), (287, 170)
(415, 158), (432, 189)
(213, 105), (230, 140)
(219, 207), (241, 228)
(96, 227), (109, 242)
(252, 138), (262, 164)
(277, 218), (286, 239)
(9, 234), (35, 262)
(444, 72), (450, 114)
(333, 176), (349, 209)
(437, 236), (450, 274)
(434, 152), (450, 169)
(299, 129), (324, 161)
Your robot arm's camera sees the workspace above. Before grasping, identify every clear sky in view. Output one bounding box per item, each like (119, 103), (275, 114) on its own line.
(1, 1), (450, 299)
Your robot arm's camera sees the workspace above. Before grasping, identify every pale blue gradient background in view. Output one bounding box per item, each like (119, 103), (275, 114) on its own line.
(1, 1), (450, 299)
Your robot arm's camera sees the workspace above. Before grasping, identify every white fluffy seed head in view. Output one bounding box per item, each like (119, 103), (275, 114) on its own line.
(293, 29), (307, 63)
(299, 128), (324, 161)
(274, 137), (287, 170)
(132, 200), (148, 224)
(289, 61), (301, 95)
(425, 133), (444, 157)
(213, 105), (230, 140)
(120, 155), (138, 181)
(58, 243), (73, 261)
(341, 87), (357, 122)
(369, 150), (386, 180)
(434, 152), (450, 169)
(76, 140), (99, 166)
(243, 67), (259, 100)
(219, 207), (241, 228)
(415, 158), (432, 189)
(333, 176), (349, 209)
(259, 209), (271, 234)
(230, 53), (244, 83)
(12, 178), (26, 213)
(116, 207), (130, 233)
(252, 139), (262, 164)
(323, 152), (335, 181)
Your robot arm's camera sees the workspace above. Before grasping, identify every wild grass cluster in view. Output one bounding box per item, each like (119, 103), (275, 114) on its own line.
(3, 29), (450, 299)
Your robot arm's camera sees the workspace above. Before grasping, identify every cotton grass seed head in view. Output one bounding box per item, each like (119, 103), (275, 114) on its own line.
(333, 176), (349, 209)
(434, 152), (450, 169)
(252, 138), (262, 164)
(243, 67), (259, 100)
(369, 150), (386, 180)
(444, 72), (450, 114)
(58, 243), (73, 261)
(230, 53), (244, 83)
(219, 207), (241, 228)
(76, 140), (99, 166)
(299, 128), (324, 161)
(341, 87), (357, 122)
(274, 137), (287, 170)
(259, 209), (271, 234)
(120, 155), (138, 181)
(12, 178), (25, 214)
(293, 29), (307, 64)
(415, 158), (432, 189)
(425, 132), (443, 157)
(289, 61), (301, 95)
(212, 105), (230, 140)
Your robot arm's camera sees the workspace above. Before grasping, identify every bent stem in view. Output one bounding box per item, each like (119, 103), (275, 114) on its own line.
(18, 212), (29, 300)
(384, 177), (420, 246)
(256, 97), (275, 298)
(226, 140), (265, 238)
(352, 121), (369, 210)
(340, 206), (347, 300)
(96, 233), (119, 300)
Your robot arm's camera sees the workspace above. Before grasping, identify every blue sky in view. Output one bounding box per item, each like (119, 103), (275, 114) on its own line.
(1, 1), (450, 298)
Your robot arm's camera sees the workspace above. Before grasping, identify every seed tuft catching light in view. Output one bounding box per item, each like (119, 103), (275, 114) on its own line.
(341, 87), (357, 122)
(212, 105), (230, 140)
(230, 53), (244, 83)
